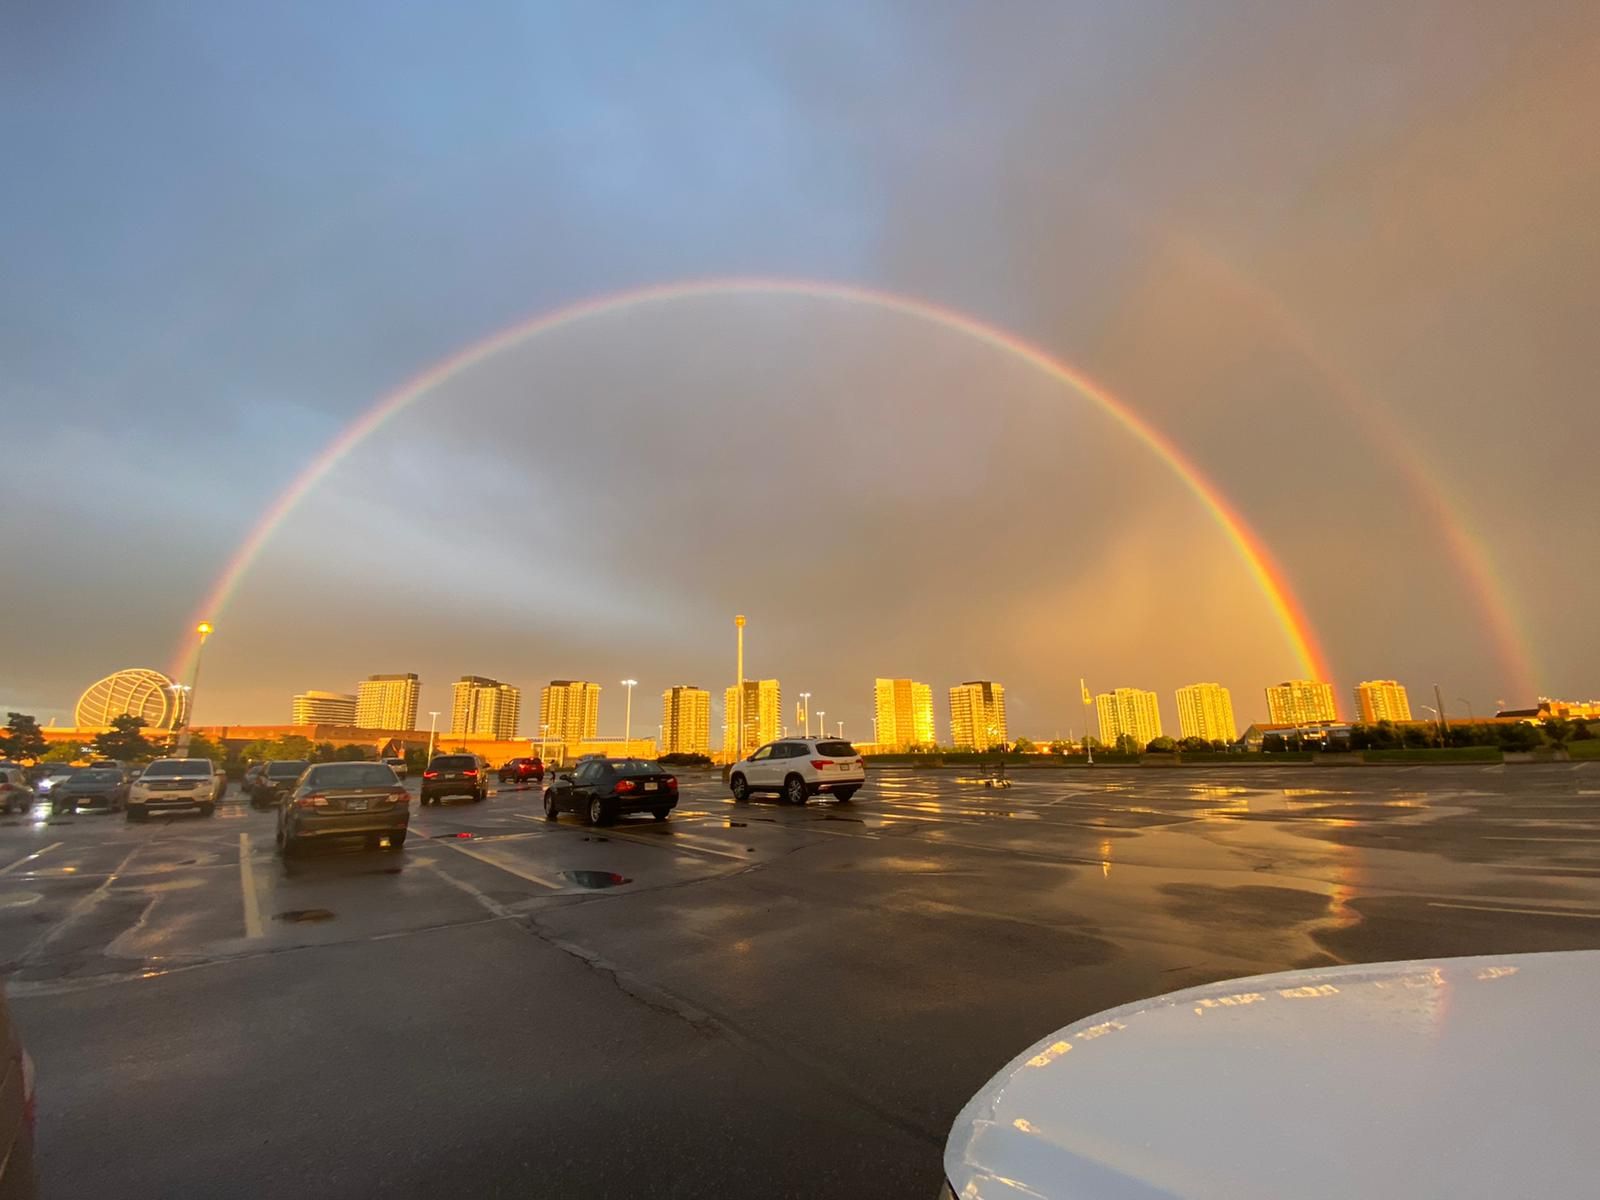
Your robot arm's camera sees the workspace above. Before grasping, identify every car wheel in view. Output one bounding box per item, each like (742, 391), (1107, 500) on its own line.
(473, 788), (485, 803)
(730, 773), (749, 803)
(784, 774), (808, 806)
(543, 791), (559, 821)
(586, 796), (610, 827)
(652, 807), (670, 821)
(276, 823), (298, 857)
(199, 802), (215, 818)
(834, 787), (858, 803)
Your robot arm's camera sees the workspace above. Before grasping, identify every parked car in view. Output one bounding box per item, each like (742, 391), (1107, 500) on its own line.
(728, 737), (864, 805)
(208, 766), (227, 803)
(942, 950), (1600, 1200)
(242, 763), (265, 792)
(419, 754), (485, 805)
(249, 760), (310, 810)
(497, 756), (544, 784)
(382, 756), (408, 780)
(0, 986), (36, 1198)
(49, 768), (128, 814)
(543, 758), (678, 826)
(126, 758), (217, 820)
(275, 761), (409, 856)
(0, 769), (34, 816)
(30, 765), (80, 798)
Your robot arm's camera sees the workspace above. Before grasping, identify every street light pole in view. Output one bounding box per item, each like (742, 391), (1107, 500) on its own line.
(539, 723), (548, 763)
(799, 692), (811, 738)
(837, 721), (843, 739)
(817, 711), (825, 742)
(622, 679), (637, 753)
(426, 711), (439, 762)
(174, 621), (213, 756)
(734, 615), (746, 760)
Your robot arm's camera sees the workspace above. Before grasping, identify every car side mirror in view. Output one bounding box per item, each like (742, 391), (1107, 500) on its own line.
(559, 773), (574, 783)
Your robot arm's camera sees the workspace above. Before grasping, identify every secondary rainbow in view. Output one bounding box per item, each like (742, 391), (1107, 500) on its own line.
(176, 277), (1334, 684)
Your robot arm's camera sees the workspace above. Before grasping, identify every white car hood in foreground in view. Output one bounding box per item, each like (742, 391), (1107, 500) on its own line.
(946, 951), (1599, 1199)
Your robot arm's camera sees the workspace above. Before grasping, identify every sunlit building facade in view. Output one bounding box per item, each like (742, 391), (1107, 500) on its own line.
(874, 678), (936, 750)
(1096, 688), (1163, 748)
(75, 668), (184, 730)
(539, 681), (601, 745)
(661, 686), (711, 756)
(355, 673), (421, 730)
(291, 691), (357, 725)
(1353, 680), (1412, 724)
(1266, 679), (1338, 725)
(1174, 683), (1237, 743)
(450, 676), (521, 739)
(724, 679), (781, 757)
(949, 681), (1007, 750)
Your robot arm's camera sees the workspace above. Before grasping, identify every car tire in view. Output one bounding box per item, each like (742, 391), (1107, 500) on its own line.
(473, 788), (485, 803)
(585, 796), (611, 827)
(834, 787), (858, 803)
(652, 808), (670, 821)
(200, 802), (215, 818)
(784, 775), (809, 806)
(276, 823), (298, 857)
(543, 791), (559, 821)
(730, 773), (749, 803)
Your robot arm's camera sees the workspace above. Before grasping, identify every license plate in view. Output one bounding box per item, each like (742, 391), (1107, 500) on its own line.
(346, 797), (368, 811)
(643, 782), (658, 792)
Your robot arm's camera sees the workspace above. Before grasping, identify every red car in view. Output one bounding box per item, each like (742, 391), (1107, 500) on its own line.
(496, 757), (544, 784)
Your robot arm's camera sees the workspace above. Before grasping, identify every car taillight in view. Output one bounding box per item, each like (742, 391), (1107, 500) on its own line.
(614, 779), (638, 793)
(811, 760), (831, 769)
(422, 770), (438, 779)
(463, 769), (478, 777)
(666, 776), (678, 791)
(388, 789), (408, 804)
(296, 793), (328, 808)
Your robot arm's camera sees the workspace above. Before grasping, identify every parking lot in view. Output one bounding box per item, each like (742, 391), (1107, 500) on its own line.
(7, 763), (1600, 1198)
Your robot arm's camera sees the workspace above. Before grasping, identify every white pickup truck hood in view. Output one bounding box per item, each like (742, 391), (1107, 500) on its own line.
(946, 951), (1600, 1199)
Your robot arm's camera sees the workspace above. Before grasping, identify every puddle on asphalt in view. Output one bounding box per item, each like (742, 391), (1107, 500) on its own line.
(725, 821), (747, 828)
(560, 870), (631, 889)
(275, 909), (336, 923)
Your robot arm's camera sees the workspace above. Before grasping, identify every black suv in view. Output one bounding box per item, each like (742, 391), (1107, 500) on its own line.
(420, 754), (486, 805)
(250, 760), (310, 810)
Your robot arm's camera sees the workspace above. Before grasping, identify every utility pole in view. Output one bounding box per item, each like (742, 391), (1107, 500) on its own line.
(734, 615), (746, 761)
(1433, 683), (1447, 745)
(174, 621), (213, 756)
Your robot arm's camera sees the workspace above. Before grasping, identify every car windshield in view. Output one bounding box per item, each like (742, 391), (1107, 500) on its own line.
(304, 763), (395, 788)
(266, 761), (309, 778)
(143, 760), (212, 778)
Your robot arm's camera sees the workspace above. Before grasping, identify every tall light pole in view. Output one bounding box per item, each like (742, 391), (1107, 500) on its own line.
(539, 722), (548, 763)
(734, 615), (746, 760)
(1433, 683), (1447, 744)
(174, 621), (213, 755)
(1459, 697), (1476, 723)
(817, 711), (825, 742)
(799, 692), (811, 737)
(836, 721), (843, 739)
(621, 679), (637, 753)
(426, 711), (440, 762)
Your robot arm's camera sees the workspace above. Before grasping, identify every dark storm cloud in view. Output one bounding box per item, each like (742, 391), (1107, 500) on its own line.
(3, 1), (1597, 730)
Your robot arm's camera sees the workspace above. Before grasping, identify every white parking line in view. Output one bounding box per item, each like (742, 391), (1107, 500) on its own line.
(1428, 900), (1600, 919)
(606, 828), (751, 862)
(435, 839), (562, 889)
(238, 833), (264, 938)
(0, 842), (62, 876)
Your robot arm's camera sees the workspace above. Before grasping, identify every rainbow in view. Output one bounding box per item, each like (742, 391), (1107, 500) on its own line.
(175, 277), (1334, 685)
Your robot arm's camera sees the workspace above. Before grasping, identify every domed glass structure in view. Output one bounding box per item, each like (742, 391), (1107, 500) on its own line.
(75, 668), (184, 730)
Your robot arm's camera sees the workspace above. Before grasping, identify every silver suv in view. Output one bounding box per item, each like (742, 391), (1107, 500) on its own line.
(126, 758), (217, 821)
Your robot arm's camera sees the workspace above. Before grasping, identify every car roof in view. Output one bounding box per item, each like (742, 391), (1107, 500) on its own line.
(945, 950), (1600, 1199)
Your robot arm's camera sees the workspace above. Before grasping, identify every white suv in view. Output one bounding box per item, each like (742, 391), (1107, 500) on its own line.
(728, 737), (865, 805)
(127, 758), (217, 821)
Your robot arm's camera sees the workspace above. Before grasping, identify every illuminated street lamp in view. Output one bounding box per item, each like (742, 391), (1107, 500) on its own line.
(817, 711), (825, 742)
(427, 711), (440, 762)
(798, 692), (811, 737)
(621, 680), (638, 753)
(174, 621), (213, 756)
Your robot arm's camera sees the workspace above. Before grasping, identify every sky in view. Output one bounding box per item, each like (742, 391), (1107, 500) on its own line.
(3, 2), (1598, 740)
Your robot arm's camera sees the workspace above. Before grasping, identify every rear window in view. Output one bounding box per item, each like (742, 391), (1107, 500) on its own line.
(80, 770), (124, 784)
(610, 759), (656, 774)
(305, 763), (396, 789)
(266, 761), (310, 778)
(144, 760), (213, 778)
(432, 755), (476, 769)
(816, 742), (857, 757)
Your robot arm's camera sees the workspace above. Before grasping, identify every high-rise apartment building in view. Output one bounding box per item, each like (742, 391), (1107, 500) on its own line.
(1096, 688), (1163, 748)
(450, 675), (522, 739)
(539, 681), (601, 745)
(354, 673), (420, 730)
(1353, 680), (1412, 724)
(661, 686), (711, 756)
(1174, 683), (1237, 743)
(1265, 679), (1338, 725)
(291, 691), (357, 725)
(948, 681), (1008, 750)
(724, 679), (781, 756)
(874, 678), (936, 750)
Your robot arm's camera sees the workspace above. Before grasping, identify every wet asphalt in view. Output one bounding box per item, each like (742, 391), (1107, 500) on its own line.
(5, 763), (1599, 1198)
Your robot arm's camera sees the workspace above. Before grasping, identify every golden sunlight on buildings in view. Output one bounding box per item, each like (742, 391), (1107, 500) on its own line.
(354, 673), (420, 731)
(1353, 679), (1412, 723)
(1265, 679), (1337, 725)
(1096, 688), (1162, 746)
(539, 681), (601, 744)
(948, 681), (1007, 751)
(875, 678), (935, 750)
(290, 690), (357, 725)
(661, 685), (711, 755)
(450, 675), (521, 739)
(724, 679), (780, 757)
(1174, 682), (1237, 742)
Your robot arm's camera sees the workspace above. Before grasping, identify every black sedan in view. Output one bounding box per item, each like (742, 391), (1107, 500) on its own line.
(543, 758), (678, 826)
(49, 768), (129, 814)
